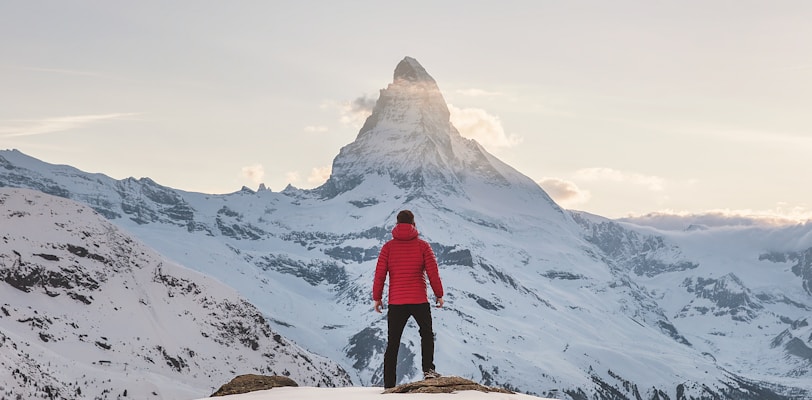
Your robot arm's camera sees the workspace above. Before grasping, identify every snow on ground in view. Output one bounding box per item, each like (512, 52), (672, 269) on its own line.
(194, 386), (551, 400)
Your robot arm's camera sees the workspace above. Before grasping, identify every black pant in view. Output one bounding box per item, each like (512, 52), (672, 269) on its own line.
(383, 303), (435, 388)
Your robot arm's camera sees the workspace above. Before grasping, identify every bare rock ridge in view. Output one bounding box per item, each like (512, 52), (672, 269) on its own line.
(210, 374), (298, 397)
(393, 56), (436, 83)
(384, 376), (515, 394)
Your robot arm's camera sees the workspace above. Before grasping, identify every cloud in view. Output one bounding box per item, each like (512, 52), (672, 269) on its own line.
(304, 125), (328, 133)
(456, 88), (503, 97)
(676, 124), (812, 150)
(619, 205), (812, 230)
(574, 167), (665, 191)
(0, 113), (140, 137)
(448, 104), (522, 149)
(282, 167), (331, 189)
(240, 164), (265, 185)
(307, 166), (332, 185)
(338, 95), (377, 128)
(537, 177), (591, 207)
(332, 95), (523, 152)
(285, 171), (301, 184)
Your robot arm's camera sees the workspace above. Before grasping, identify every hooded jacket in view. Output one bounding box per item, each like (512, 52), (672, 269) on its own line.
(372, 223), (444, 305)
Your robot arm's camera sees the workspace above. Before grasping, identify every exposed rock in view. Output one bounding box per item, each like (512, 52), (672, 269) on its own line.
(383, 376), (514, 394)
(210, 374), (298, 397)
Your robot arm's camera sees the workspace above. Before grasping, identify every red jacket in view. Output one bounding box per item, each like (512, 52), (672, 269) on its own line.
(372, 223), (444, 305)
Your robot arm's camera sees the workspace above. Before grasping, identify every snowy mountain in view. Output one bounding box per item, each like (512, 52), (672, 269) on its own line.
(0, 188), (351, 399)
(571, 212), (812, 396)
(320, 57), (559, 210)
(2, 57), (811, 399)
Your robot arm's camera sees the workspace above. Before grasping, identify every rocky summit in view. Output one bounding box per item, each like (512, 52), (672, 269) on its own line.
(323, 57), (557, 214)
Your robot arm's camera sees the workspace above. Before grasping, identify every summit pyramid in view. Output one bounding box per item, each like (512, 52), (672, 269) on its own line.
(320, 57), (559, 217)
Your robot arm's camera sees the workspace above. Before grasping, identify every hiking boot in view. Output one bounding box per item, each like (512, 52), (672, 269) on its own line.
(423, 369), (441, 379)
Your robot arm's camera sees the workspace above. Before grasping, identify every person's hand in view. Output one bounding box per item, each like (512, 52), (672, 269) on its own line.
(374, 300), (383, 313)
(436, 297), (444, 308)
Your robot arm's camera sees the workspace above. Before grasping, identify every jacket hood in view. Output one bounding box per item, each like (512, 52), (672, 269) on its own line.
(391, 223), (419, 241)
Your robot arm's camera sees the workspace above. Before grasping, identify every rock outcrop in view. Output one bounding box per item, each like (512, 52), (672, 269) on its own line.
(210, 374), (298, 397)
(383, 376), (514, 394)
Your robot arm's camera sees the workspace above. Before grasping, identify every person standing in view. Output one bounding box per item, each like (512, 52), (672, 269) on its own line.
(373, 210), (445, 389)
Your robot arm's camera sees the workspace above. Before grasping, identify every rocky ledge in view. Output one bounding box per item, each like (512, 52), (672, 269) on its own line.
(210, 374), (298, 397)
(210, 374), (512, 397)
(384, 376), (514, 394)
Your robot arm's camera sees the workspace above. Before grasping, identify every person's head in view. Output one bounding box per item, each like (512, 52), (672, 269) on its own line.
(396, 210), (415, 225)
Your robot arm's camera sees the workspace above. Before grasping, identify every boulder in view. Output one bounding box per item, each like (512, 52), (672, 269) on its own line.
(210, 374), (298, 397)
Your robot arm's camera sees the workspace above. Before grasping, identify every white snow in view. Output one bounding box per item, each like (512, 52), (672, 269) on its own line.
(193, 386), (551, 400)
(0, 188), (350, 399)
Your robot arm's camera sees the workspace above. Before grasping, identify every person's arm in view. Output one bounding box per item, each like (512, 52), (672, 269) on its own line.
(372, 243), (389, 313)
(422, 241), (444, 306)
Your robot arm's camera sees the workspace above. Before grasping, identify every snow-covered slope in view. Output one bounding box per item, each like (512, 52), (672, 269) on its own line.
(0, 188), (351, 399)
(573, 212), (812, 395)
(1, 57), (811, 399)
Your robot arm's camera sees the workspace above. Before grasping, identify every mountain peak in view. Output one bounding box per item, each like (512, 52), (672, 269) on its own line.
(393, 56), (435, 84)
(317, 58), (560, 217)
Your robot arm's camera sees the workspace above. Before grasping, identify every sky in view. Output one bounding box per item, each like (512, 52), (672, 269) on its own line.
(2, 1), (811, 221)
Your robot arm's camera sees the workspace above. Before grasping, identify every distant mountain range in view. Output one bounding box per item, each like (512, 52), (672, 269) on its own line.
(1, 57), (810, 399)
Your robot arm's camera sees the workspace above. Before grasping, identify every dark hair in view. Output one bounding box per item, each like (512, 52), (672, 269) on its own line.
(396, 210), (415, 224)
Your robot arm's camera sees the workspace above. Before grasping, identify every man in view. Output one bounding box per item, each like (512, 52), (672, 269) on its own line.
(373, 209), (445, 389)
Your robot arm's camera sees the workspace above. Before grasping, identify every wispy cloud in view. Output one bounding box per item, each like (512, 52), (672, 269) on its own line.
(574, 167), (665, 191)
(285, 171), (301, 185)
(240, 164), (265, 185)
(282, 166), (331, 189)
(620, 205), (812, 229)
(448, 104), (521, 149)
(456, 88), (503, 97)
(537, 177), (591, 207)
(0, 113), (140, 137)
(679, 125), (812, 148)
(337, 95), (377, 128)
(330, 94), (522, 152)
(307, 166), (331, 185)
(304, 125), (329, 133)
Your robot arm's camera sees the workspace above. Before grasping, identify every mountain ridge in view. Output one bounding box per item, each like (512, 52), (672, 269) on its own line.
(0, 187), (351, 399)
(1, 57), (811, 399)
